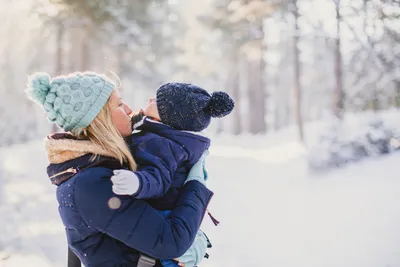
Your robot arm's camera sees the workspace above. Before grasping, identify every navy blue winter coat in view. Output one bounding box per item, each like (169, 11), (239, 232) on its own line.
(128, 117), (211, 210)
(47, 151), (213, 266)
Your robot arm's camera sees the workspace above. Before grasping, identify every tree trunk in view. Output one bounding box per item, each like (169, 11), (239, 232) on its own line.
(52, 21), (64, 133)
(81, 31), (90, 71)
(247, 23), (267, 134)
(233, 54), (243, 135)
(293, 0), (304, 142)
(396, 80), (400, 108)
(55, 22), (64, 76)
(116, 46), (124, 93)
(362, 0), (380, 111)
(273, 73), (281, 131)
(247, 53), (266, 134)
(68, 26), (87, 72)
(333, 0), (344, 118)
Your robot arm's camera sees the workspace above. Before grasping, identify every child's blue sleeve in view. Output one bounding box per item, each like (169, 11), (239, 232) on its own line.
(160, 259), (180, 267)
(158, 210), (172, 217)
(132, 138), (188, 199)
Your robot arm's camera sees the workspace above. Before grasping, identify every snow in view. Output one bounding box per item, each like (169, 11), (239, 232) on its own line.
(0, 141), (66, 267)
(1, 130), (400, 267)
(308, 109), (400, 170)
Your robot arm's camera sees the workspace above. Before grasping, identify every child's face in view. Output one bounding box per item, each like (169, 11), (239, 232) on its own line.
(143, 96), (160, 120)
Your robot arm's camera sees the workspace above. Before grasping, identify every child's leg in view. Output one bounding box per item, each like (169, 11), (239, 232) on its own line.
(158, 210), (172, 217)
(160, 259), (179, 267)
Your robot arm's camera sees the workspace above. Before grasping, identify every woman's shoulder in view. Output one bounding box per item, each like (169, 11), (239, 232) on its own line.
(55, 167), (113, 225)
(53, 154), (124, 208)
(57, 167), (122, 232)
(74, 166), (113, 190)
(70, 167), (115, 204)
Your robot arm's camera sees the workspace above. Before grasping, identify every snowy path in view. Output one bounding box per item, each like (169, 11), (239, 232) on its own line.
(1, 138), (400, 267)
(0, 141), (66, 267)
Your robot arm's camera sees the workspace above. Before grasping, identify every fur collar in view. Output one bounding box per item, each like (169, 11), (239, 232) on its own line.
(44, 133), (115, 164)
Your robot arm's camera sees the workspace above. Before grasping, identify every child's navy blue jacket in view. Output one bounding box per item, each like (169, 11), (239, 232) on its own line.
(128, 117), (211, 210)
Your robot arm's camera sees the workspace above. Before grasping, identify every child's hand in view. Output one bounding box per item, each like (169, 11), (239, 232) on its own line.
(177, 230), (208, 267)
(111, 170), (140, 195)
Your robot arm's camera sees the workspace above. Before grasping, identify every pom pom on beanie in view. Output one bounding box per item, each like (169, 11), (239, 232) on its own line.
(26, 73), (52, 105)
(208, 91), (235, 118)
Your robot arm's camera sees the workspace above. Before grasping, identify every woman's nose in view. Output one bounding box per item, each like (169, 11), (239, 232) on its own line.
(124, 104), (132, 115)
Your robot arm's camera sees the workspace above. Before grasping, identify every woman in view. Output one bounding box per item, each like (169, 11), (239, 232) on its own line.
(26, 72), (212, 267)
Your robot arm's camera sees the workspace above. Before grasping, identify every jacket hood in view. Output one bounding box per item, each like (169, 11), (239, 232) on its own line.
(45, 132), (115, 164)
(45, 133), (123, 185)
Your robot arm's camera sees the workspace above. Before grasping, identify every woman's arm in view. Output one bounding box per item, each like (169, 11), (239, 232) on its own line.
(74, 167), (211, 259)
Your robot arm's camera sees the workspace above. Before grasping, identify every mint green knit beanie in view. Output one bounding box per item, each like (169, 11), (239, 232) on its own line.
(26, 72), (115, 131)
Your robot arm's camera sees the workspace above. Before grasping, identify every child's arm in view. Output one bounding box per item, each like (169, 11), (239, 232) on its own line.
(111, 137), (188, 199)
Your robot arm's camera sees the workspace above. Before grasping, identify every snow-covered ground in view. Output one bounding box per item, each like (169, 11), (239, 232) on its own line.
(1, 132), (400, 267)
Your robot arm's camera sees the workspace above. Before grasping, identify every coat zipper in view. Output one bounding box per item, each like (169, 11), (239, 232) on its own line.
(49, 167), (77, 180)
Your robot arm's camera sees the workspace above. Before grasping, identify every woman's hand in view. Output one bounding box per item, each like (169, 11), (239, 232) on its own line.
(184, 150), (209, 185)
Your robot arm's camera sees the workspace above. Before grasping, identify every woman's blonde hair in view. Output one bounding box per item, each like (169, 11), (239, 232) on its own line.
(71, 92), (137, 171)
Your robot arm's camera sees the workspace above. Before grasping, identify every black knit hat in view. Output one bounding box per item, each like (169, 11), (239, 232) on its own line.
(156, 83), (235, 132)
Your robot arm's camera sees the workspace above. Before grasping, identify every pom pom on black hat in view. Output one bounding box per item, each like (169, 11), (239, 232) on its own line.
(208, 91), (235, 118)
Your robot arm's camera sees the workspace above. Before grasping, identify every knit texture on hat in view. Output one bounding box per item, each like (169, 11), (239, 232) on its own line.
(26, 72), (115, 131)
(156, 83), (234, 132)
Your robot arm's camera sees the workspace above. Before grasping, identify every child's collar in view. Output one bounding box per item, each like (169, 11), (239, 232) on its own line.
(133, 116), (207, 137)
(132, 115), (161, 130)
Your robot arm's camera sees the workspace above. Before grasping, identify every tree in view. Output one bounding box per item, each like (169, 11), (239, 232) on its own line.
(52, 20), (65, 133)
(199, 0), (277, 134)
(333, 0), (344, 118)
(343, 0), (400, 111)
(44, 0), (184, 87)
(292, 0), (304, 141)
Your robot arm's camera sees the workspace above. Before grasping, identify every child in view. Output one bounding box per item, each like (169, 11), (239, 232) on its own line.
(110, 82), (234, 266)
